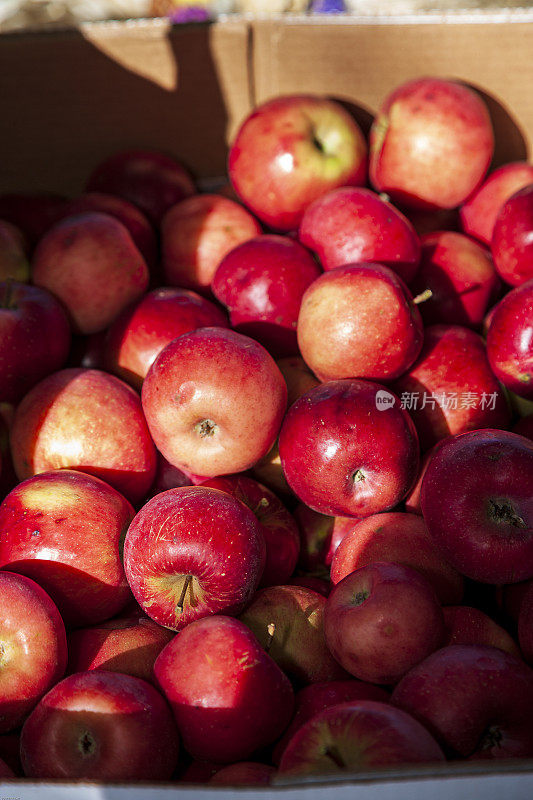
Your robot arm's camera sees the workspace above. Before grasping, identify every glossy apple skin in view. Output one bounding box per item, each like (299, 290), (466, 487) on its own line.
(142, 327), (287, 477)
(460, 162), (533, 245)
(0, 220), (29, 282)
(229, 94), (367, 231)
(201, 475), (299, 587)
(154, 615), (294, 763)
(0, 470), (134, 626)
(492, 184), (533, 286)
(32, 212), (149, 335)
(86, 148), (196, 224)
(330, 512), (463, 605)
(161, 194), (262, 292)
(0, 281), (71, 403)
(392, 644), (533, 759)
(124, 486), (265, 631)
(67, 605), (175, 682)
(486, 280), (533, 399)
(209, 763), (275, 786)
(60, 192), (158, 268)
(410, 231), (500, 328)
(393, 325), (510, 451)
(0, 193), (66, 247)
(443, 606), (520, 659)
(240, 584), (347, 684)
(273, 679), (390, 765)
(325, 562), (445, 685)
(297, 263), (423, 382)
(10, 368), (156, 504)
(299, 187), (420, 283)
(212, 234), (321, 357)
(0, 572), (67, 733)
(370, 77), (493, 210)
(279, 379), (419, 517)
(278, 700), (444, 776)
(420, 429), (533, 584)
(105, 287), (228, 390)
(20, 670), (179, 780)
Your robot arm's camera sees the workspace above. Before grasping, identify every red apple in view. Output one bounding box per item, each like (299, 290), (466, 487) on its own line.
(443, 606), (521, 658)
(149, 450), (193, 496)
(154, 615), (294, 763)
(0, 734), (20, 777)
(491, 184), (533, 286)
(201, 475), (300, 587)
(486, 279), (533, 399)
(86, 148), (196, 224)
(0, 193), (66, 247)
(297, 263), (423, 382)
(404, 444), (437, 515)
(370, 77), (493, 210)
(0, 571), (67, 733)
(410, 231), (500, 328)
(287, 576), (330, 597)
(161, 193), (262, 292)
(212, 234), (321, 357)
(461, 161), (533, 245)
(518, 582), (533, 664)
(0, 219), (29, 282)
(32, 212), (149, 334)
(393, 325), (510, 450)
(105, 287), (228, 390)
(142, 327), (287, 477)
(392, 644), (533, 759)
(0, 469), (134, 626)
(60, 191), (157, 268)
(10, 368), (156, 504)
(299, 187), (420, 283)
(20, 670), (179, 780)
(229, 94), (367, 231)
(324, 562), (445, 685)
(179, 759), (220, 783)
(330, 512), (464, 605)
(124, 486), (266, 631)
(209, 762), (275, 785)
(420, 429), (533, 584)
(0, 281), (71, 403)
(278, 700), (444, 776)
(278, 379), (419, 517)
(240, 584), (347, 684)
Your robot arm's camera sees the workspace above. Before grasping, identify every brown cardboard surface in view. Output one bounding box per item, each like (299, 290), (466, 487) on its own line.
(0, 19), (250, 195)
(251, 17), (533, 168)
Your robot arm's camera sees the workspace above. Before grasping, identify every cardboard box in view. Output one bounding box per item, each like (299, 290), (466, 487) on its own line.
(1, 10), (533, 797)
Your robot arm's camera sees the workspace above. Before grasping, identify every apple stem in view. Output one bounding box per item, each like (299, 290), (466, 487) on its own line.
(252, 497), (269, 516)
(176, 575), (193, 614)
(324, 745), (346, 769)
(265, 622), (276, 653)
(413, 288), (433, 305)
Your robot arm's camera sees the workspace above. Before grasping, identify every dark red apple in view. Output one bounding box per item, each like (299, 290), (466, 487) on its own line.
(514, 414), (533, 441)
(149, 451), (193, 496)
(124, 486), (265, 631)
(212, 234), (321, 357)
(142, 327), (287, 477)
(294, 503), (335, 575)
(392, 644), (533, 759)
(287, 576), (330, 597)
(278, 379), (419, 517)
(209, 763), (275, 785)
(0, 193), (66, 247)
(518, 582), (533, 664)
(370, 77), (493, 210)
(491, 184), (533, 286)
(0, 219), (29, 282)
(299, 187), (420, 283)
(330, 512), (464, 604)
(154, 615), (294, 763)
(86, 148), (196, 224)
(161, 193), (262, 292)
(0, 571), (67, 733)
(105, 287), (228, 390)
(0, 281), (71, 403)
(486, 279), (533, 399)
(443, 606), (521, 658)
(20, 670), (179, 780)
(297, 263), (423, 382)
(10, 368), (156, 504)
(229, 94), (367, 231)
(410, 230), (500, 328)
(32, 212), (149, 334)
(393, 324), (510, 450)
(420, 429), (533, 584)
(0, 469), (134, 626)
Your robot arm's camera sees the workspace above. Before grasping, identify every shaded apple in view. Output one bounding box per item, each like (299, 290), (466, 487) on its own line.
(443, 606), (520, 658)
(491, 184), (533, 286)
(0, 193), (66, 247)
(0, 219), (29, 282)
(276, 355), (320, 407)
(209, 762), (275, 785)
(518, 582), (533, 665)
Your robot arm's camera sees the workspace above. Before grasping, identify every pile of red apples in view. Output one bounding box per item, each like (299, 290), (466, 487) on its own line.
(0, 76), (532, 784)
